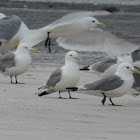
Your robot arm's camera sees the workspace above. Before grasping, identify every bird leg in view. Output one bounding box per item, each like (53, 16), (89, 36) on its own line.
(68, 91), (72, 98)
(45, 32), (50, 47)
(45, 32), (51, 52)
(15, 76), (18, 83)
(10, 76), (13, 84)
(101, 92), (106, 105)
(48, 38), (51, 53)
(59, 91), (62, 98)
(109, 97), (115, 105)
(109, 97), (122, 106)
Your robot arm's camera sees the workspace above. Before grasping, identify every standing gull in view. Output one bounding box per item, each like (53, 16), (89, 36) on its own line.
(0, 43), (37, 83)
(80, 54), (133, 77)
(38, 51), (80, 98)
(78, 62), (140, 105)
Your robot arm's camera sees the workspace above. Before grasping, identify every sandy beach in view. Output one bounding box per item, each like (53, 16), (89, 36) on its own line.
(0, 1), (140, 140)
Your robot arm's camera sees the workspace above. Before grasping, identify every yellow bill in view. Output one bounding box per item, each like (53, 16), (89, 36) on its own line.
(13, 44), (19, 49)
(132, 69), (140, 74)
(30, 48), (38, 52)
(75, 57), (80, 60)
(97, 22), (105, 27)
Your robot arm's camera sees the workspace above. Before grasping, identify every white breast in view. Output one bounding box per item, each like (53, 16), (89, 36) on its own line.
(55, 62), (80, 92)
(5, 53), (31, 76)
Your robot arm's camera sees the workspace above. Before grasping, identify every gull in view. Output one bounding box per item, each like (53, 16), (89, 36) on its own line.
(44, 11), (108, 52)
(78, 62), (140, 106)
(80, 46), (140, 77)
(38, 51), (80, 98)
(80, 54), (133, 77)
(0, 11), (107, 53)
(0, 43), (37, 83)
(1, 12), (139, 56)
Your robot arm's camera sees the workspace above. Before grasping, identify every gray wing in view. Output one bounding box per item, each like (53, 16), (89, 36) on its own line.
(91, 57), (117, 73)
(0, 52), (15, 72)
(57, 29), (139, 57)
(47, 68), (62, 87)
(83, 74), (124, 91)
(39, 68), (62, 89)
(0, 15), (22, 44)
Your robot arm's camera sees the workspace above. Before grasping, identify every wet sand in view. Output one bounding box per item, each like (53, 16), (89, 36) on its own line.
(0, 1), (140, 140)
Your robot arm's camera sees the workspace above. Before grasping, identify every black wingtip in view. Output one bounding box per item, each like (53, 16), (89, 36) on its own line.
(80, 66), (90, 71)
(66, 87), (78, 91)
(102, 6), (119, 13)
(38, 91), (49, 97)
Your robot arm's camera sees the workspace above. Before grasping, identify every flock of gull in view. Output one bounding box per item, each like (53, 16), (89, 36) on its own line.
(0, 10), (140, 106)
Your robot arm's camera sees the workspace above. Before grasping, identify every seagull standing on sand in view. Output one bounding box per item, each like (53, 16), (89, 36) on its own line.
(38, 51), (80, 98)
(79, 62), (140, 106)
(80, 54), (133, 77)
(0, 43), (37, 83)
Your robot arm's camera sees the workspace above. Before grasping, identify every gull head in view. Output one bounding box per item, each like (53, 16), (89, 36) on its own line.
(65, 51), (80, 63)
(117, 54), (133, 64)
(81, 17), (105, 29)
(16, 43), (37, 54)
(116, 62), (140, 75)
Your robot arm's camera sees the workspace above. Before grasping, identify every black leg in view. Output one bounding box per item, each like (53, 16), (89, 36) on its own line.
(59, 91), (61, 98)
(109, 97), (122, 106)
(10, 76), (13, 83)
(48, 38), (51, 53)
(68, 91), (72, 98)
(15, 76), (18, 83)
(45, 34), (49, 47)
(109, 97), (115, 105)
(102, 93), (106, 105)
(45, 32), (51, 52)
(45, 38), (49, 48)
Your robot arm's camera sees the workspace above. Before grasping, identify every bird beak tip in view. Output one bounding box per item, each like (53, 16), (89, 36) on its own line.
(30, 49), (38, 52)
(132, 70), (140, 74)
(75, 57), (80, 60)
(97, 23), (106, 27)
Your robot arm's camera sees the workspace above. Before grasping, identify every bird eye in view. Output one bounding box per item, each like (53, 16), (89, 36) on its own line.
(127, 67), (129, 69)
(92, 20), (95, 22)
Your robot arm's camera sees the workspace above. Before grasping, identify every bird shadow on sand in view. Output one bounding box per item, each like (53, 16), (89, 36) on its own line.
(39, 96), (79, 99)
